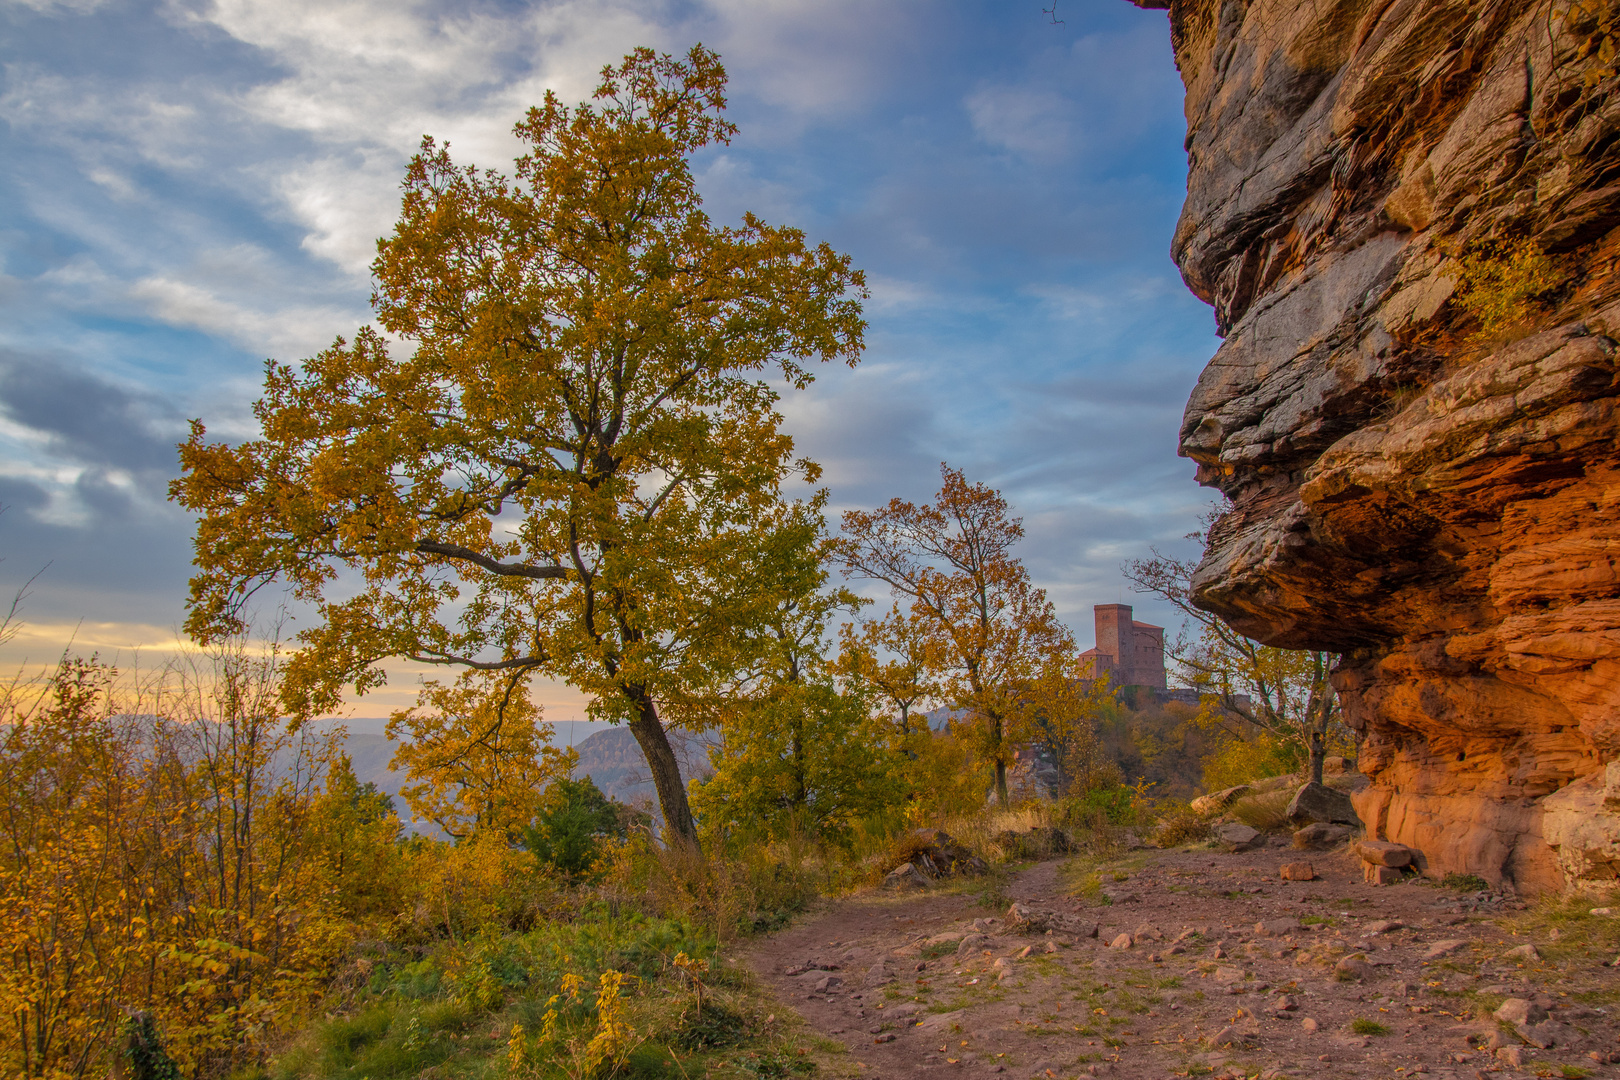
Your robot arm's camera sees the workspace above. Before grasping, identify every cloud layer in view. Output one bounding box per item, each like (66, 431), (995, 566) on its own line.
(0, 0), (1217, 713)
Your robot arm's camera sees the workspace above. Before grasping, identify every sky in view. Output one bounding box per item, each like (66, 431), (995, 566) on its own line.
(0, 0), (1221, 729)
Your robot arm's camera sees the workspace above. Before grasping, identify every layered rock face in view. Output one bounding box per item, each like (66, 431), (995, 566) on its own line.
(1143, 0), (1620, 891)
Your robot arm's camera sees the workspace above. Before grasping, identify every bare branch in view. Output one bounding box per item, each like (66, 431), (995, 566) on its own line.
(413, 540), (568, 580)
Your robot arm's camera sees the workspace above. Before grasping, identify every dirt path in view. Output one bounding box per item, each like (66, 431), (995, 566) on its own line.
(737, 843), (1620, 1080)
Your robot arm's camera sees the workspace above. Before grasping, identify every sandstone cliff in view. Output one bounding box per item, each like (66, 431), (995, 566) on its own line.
(1134, 0), (1620, 891)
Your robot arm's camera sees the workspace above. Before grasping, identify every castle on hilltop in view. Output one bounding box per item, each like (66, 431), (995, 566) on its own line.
(1079, 603), (1168, 690)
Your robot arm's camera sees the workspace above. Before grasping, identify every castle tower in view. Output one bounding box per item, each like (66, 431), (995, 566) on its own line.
(1094, 604), (1133, 678)
(1090, 603), (1167, 689)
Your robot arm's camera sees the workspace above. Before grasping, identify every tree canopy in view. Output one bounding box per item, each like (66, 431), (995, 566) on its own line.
(834, 465), (1089, 807)
(173, 45), (866, 846)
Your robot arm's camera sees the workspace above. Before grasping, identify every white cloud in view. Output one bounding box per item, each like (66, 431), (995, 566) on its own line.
(965, 84), (1077, 162)
(700, 0), (929, 121)
(127, 273), (357, 359)
(174, 0), (676, 273)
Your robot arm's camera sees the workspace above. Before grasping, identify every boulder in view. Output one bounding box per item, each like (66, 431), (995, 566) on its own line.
(1358, 840), (1414, 867)
(1523, 1021), (1559, 1049)
(1255, 917), (1301, 937)
(883, 862), (930, 890)
(1215, 823), (1264, 851)
(1335, 955), (1376, 980)
(1292, 823), (1354, 850)
(1279, 862), (1316, 881)
(1286, 783), (1360, 827)
(1190, 784), (1251, 816)
(1423, 939), (1468, 960)
(954, 934), (989, 959)
(1364, 864), (1403, 886)
(1495, 998), (1550, 1026)
(1503, 943), (1541, 961)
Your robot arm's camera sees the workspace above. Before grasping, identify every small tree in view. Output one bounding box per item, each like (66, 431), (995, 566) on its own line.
(694, 577), (897, 844)
(387, 669), (574, 841)
(173, 46), (865, 848)
(1018, 660), (1115, 796)
(1124, 522), (1348, 785)
(522, 776), (625, 879)
(834, 465), (1080, 807)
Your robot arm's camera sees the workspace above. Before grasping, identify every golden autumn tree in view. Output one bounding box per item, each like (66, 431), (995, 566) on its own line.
(833, 604), (936, 738)
(387, 669), (574, 840)
(834, 466), (1081, 807)
(172, 45), (865, 847)
(1017, 659), (1115, 796)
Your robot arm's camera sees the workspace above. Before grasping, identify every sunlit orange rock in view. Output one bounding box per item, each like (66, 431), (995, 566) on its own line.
(1137, 0), (1620, 891)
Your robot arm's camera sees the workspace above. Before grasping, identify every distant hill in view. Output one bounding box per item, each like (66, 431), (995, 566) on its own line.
(333, 724), (717, 830)
(568, 726), (718, 814)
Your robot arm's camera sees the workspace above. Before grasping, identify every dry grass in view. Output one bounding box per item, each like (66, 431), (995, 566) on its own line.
(932, 803), (1058, 863)
(1153, 804), (1210, 847)
(1228, 789), (1293, 833)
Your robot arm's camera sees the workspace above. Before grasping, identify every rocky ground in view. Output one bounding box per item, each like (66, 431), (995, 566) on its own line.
(737, 844), (1620, 1080)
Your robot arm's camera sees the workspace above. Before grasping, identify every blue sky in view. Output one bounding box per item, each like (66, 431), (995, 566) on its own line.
(0, 0), (1219, 722)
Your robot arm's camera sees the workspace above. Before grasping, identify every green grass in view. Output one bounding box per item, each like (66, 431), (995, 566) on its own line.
(1349, 1019), (1390, 1036)
(1440, 873), (1490, 892)
(244, 910), (828, 1080)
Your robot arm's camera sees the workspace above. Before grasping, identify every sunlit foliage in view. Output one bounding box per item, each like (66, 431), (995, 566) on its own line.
(834, 465), (1101, 807)
(0, 648), (369, 1080)
(172, 45), (865, 846)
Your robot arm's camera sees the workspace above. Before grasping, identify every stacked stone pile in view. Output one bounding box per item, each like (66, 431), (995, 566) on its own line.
(1358, 839), (1419, 885)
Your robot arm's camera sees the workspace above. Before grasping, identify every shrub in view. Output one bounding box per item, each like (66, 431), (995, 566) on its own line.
(521, 776), (628, 880)
(1455, 237), (1561, 336)
(1060, 778), (1157, 829)
(1201, 731), (1303, 791)
(1152, 802), (1210, 847)
(1440, 872), (1491, 893)
(402, 833), (565, 939)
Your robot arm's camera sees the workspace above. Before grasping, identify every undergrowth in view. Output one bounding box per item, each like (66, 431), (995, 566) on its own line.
(236, 781), (1216, 1080)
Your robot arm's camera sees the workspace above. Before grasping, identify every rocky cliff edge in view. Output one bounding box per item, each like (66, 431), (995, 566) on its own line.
(1133, 0), (1620, 892)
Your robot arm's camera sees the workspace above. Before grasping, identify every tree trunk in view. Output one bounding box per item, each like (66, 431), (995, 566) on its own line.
(625, 693), (700, 850)
(994, 758), (1009, 808)
(1308, 728), (1326, 785)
